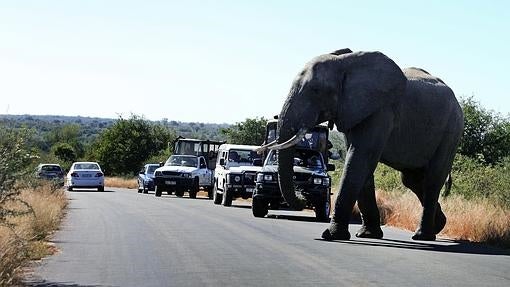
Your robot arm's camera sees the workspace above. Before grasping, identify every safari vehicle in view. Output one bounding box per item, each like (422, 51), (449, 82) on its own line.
(153, 137), (224, 198)
(212, 144), (262, 206)
(252, 120), (335, 222)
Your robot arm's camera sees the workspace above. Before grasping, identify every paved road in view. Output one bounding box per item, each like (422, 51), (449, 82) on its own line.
(28, 188), (510, 287)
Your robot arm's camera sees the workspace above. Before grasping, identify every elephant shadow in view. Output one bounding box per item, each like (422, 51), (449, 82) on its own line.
(314, 237), (510, 256)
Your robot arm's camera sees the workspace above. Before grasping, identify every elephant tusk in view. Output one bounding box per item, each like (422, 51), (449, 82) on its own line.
(269, 128), (308, 151)
(256, 140), (278, 153)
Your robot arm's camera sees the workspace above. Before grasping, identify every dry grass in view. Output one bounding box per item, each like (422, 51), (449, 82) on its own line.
(105, 177), (137, 189)
(0, 183), (68, 286)
(375, 190), (510, 247)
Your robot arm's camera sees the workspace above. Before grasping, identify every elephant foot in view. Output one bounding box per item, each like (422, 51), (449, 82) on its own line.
(321, 223), (351, 241)
(412, 230), (436, 241)
(434, 209), (447, 234)
(355, 226), (383, 239)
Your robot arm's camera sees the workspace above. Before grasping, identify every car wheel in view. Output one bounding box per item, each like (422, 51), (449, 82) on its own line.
(252, 197), (268, 218)
(189, 177), (199, 199)
(143, 186), (149, 194)
(213, 183), (222, 205)
(206, 186), (213, 199)
(137, 180), (143, 193)
(315, 198), (331, 222)
(222, 188), (232, 207)
(98, 186), (104, 192)
(155, 185), (162, 197)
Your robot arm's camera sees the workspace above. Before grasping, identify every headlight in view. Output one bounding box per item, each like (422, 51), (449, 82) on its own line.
(264, 174), (273, 181)
(256, 173), (264, 182)
(323, 177), (330, 186)
(182, 173), (190, 178)
(313, 178), (322, 185)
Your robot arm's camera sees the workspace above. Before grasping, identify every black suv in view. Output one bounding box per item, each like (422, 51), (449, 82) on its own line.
(252, 148), (333, 222)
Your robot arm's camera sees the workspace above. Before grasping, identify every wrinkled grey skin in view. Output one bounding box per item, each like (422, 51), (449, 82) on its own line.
(276, 49), (464, 241)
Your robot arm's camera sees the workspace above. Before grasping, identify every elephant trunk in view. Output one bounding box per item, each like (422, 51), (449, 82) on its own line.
(277, 101), (318, 210)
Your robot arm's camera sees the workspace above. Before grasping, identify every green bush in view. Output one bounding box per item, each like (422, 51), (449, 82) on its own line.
(450, 154), (510, 208)
(0, 127), (37, 226)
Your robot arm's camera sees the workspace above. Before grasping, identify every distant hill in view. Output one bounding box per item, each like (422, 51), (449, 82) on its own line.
(0, 114), (230, 143)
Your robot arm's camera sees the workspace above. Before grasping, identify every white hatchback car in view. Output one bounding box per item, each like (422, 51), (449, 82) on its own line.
(66, 162), (105, 192)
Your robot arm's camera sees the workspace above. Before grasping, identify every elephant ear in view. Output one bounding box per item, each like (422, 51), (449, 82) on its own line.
(335, 51), (407, 131)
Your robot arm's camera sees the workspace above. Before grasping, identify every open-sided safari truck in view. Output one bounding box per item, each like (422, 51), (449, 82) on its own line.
(252, 119), (335, 221)
(153, 137), (224, 198)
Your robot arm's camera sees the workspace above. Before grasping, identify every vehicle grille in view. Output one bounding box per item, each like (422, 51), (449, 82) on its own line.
(162, 171), (181, 176)
(293, 173), (311, 182)
(243, 172), (257, 185)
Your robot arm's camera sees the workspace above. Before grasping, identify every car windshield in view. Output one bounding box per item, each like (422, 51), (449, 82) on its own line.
(74, 163), (100, 170)
(265, 149), (324, 169)
(228, 149), (261, 166)
(41, 165), (62, 172)
(166, 155), (198, 167)
(147, 165), (158, 174)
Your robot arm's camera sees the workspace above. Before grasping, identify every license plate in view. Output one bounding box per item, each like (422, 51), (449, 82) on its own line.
(246, 188), (254, 192)
(165, 181), (176, 185)
(82, 174), (92, 177)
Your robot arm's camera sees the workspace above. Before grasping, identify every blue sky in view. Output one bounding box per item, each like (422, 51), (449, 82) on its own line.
(1, 1), (508, 123)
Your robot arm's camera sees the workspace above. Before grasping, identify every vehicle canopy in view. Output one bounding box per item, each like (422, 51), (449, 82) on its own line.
(217, 144), (262, 167)
(263, 119), (331, 163)
(173, 137), (225, 169)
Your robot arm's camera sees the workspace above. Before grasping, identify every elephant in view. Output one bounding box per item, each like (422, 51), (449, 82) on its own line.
(267, 49), (464, 241)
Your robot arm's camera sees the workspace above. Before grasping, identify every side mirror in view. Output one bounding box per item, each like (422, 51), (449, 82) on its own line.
(159, 162), (164, 167)
(253, 158), (263, 166)
(327, 163), (336, 171)
(139, 170), (145, 175)
(219, 158), (225, 166)
(200, 163), (207, 169)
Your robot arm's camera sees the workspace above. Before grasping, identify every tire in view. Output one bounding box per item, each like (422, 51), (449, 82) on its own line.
(155, 185), (162, 197)
(137, 181), (143, 193)
(98, 186), (104, 192)
(206, 186), (213, 199)
(143, 186), (149, 194)
(252, 197), (268, 218)
(213, 184), (222, 205)
(315, 198), (331, 222)
(222, 188), (232, 207)
(189, 177), (199, 199)
(175, 190), (184, 197)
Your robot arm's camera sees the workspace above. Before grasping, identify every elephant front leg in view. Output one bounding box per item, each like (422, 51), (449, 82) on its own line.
(322, 111), (393, 241)
(355, 175), (383, 239)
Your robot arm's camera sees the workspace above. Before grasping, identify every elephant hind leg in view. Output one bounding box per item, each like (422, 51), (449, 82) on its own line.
(355, 175), (383, 239)
(401, 169), (447, 236)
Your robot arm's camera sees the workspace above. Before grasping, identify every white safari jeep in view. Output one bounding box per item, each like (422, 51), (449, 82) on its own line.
(154, 155), (212, 198)
(213, 144), (262, 206)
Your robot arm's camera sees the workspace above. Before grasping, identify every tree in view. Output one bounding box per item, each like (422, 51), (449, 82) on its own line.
(458, 97), (510, 165)
(52, 142), (77, 163)
(92, 115), (176, 175)
(220, 117), (267, 145)
(44, 124), (84, 158)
